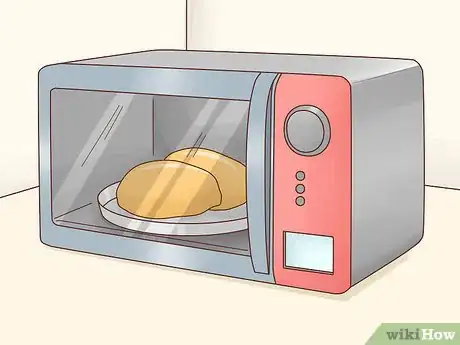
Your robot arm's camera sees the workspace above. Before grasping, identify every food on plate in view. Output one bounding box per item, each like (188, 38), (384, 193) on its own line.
(165, 148), (246, 210)
(116, 160), (222, 219)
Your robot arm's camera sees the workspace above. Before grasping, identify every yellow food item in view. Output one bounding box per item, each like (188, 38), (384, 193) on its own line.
(165, 148), (246, 210)
(116, 160), (222, 219)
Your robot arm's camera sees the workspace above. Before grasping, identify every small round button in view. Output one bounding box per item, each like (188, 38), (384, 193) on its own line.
(295, 196), (305, 206)
(284, 105), (330, 156)
(295, 184), (305, 194)
(296, 171), (305, 181)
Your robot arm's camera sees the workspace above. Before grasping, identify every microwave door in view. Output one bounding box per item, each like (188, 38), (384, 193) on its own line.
(40, 63), (277, 282)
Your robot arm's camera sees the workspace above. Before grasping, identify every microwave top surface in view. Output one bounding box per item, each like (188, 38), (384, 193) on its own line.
(67, 49), (420, 84)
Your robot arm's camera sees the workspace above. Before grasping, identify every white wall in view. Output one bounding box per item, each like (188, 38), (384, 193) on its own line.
(2, 0), (458, 196)
(188, 0), (460, 189)
(0, 0), (186, 197)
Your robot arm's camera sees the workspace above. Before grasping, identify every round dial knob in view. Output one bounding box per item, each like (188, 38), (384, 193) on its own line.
(284, 105), (330, 156)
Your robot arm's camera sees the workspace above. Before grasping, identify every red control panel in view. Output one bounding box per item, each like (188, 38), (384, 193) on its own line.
(272, 73), (352, 294)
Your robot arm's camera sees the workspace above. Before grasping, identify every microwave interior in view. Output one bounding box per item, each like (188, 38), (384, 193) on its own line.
(50, 89), (254, 256)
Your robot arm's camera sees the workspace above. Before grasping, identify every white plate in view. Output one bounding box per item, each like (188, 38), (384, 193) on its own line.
(98, 182), (248, 236)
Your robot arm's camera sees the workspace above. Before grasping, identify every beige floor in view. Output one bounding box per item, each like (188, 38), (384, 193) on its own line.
(0, 186), (459, 345)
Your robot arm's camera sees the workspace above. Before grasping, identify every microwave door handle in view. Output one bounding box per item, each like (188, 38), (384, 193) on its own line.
(246, 72), (279, 275)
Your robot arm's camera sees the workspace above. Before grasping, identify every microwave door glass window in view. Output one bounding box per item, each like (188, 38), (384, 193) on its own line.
(50, 90), (251, 255)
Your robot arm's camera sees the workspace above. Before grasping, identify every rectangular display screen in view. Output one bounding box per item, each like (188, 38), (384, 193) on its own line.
(284, 232), (334, 273)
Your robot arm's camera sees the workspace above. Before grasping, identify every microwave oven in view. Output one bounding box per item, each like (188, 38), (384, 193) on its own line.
(38, 50), (424, 294)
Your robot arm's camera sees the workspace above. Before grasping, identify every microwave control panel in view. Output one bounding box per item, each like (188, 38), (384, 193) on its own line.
(272, 73), (352, 294)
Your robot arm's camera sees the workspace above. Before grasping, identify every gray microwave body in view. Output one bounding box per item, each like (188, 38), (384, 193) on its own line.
(38, 50), (424, 291)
